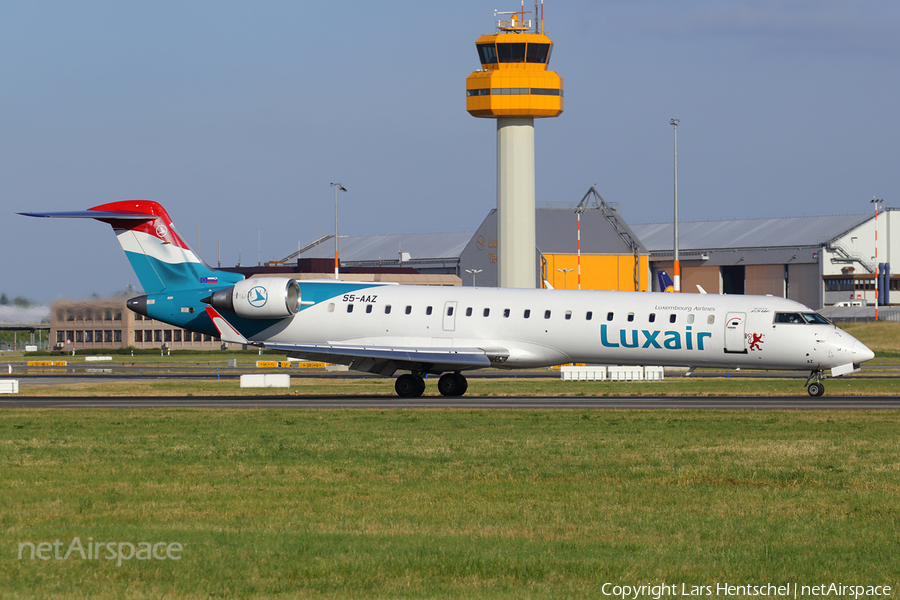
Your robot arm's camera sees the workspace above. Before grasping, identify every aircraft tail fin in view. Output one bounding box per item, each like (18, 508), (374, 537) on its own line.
(19, 200), (242, 293)
(657, 270), (675, 293)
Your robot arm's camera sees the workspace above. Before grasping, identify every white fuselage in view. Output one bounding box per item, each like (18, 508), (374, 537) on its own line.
(253, 284), (872, 372)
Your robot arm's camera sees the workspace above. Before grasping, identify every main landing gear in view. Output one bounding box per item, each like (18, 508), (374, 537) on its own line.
(394, 372), (468, 398)
(806, 370), (826, 397)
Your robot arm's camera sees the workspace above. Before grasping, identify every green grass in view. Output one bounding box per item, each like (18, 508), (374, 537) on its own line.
(2, 410), (899, 598)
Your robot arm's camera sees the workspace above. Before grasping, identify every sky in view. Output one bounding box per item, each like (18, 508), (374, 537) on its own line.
(3, 0), (899, 305)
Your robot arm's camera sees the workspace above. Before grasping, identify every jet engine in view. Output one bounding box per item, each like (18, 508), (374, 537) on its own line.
(205, 277), (300, 319)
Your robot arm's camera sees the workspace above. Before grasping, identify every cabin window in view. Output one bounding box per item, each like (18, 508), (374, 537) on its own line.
(405, 306), (412, 315)
(687, 314), (695, 324)
(327, 303), (335, 312)
(347, 304), (353, 313)
(649, 313), (656, 323)
(708, 315), (715, 325)
(669, 314), (677, 324)
(607, 312), (614, 321)
(447, 306), (454, 316)
(426, 306), (433, 316)
(466, 307), (473, 317)
(586, 311), (593, 321)
(503, 308), (510, 318)
(385, 305), (392, 314)
(627, 313), (634, 322)
(483, 308), (491, 317)
(366, 305), (373, 314)
(544, 310), (552, 319)
(565, 310), (572, 320)
(523, 309), (531, 319)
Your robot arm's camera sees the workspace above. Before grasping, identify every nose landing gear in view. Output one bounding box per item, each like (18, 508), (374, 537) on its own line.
(806, 370), (825, 397)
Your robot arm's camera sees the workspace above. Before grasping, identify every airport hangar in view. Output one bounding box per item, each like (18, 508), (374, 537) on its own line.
(46, 203), (896, 352)
(289, 202), (897, 310)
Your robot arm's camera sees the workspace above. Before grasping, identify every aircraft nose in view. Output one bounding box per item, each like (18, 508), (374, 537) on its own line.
(853, 341), (875, 364)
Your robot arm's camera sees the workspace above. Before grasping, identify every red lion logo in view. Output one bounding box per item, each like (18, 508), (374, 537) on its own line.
(749, 333), (764, 351)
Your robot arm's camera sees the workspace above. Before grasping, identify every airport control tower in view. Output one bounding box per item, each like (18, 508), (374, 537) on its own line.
(466, 3), (563, 288)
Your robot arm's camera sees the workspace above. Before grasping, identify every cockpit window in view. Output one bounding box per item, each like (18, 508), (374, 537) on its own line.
(774, 312), (804, 324)
(801, 312), (831, 325)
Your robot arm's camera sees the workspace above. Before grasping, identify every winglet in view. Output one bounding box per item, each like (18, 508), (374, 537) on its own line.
(205, 307), (251, 345)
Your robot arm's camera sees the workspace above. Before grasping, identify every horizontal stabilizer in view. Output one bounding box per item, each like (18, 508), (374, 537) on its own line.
(18, 210), (156, 220)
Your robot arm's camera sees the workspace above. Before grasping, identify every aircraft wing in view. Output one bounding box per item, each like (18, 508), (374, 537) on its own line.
(262, 342), (502, 376)
(204, 305), (505, 376)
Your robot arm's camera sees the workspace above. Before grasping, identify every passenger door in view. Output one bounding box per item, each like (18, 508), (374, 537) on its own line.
(724, 312), (747, 353)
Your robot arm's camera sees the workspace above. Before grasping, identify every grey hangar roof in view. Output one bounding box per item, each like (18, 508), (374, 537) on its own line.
(289, 231), (473, 264)
(631, 214), (870, 252)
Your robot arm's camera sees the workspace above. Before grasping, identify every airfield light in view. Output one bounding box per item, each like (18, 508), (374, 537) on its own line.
(670, 118), (680, 293)
(465, 268), (483, 287)
(331, 183), (347, 279)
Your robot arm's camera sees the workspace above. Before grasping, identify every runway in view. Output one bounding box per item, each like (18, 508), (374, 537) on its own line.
(3, 395), (899, 409)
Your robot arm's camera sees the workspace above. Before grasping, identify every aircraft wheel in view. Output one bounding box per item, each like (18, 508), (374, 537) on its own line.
(807, 382), (825, 397)
(396, 374), (425, 398)
(438, 373), (468, 397)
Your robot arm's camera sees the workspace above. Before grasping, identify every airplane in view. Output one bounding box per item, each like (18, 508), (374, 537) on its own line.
(657, 270), (675, 292)
(658, 269), (707, 294)
(21, 200), (875, 398)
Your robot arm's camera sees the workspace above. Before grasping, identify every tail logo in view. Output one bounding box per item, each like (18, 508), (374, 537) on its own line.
(155, 224), (169, 239)
(248, 286), (268, 308)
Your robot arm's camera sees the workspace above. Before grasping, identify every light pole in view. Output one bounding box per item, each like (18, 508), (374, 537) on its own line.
(670, 119), (680, 292)
(331, 183), (347, 279)
(575, 205), (585, 290)
(556, 267), (573, 289)
(871, 197), (884, 320)
(465, 268), (483, 287)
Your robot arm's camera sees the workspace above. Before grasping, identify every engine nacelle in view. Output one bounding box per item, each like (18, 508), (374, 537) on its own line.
(206, 277), (300, 319)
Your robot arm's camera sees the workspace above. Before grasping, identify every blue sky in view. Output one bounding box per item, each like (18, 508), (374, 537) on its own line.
(4, 0), (898, 302)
